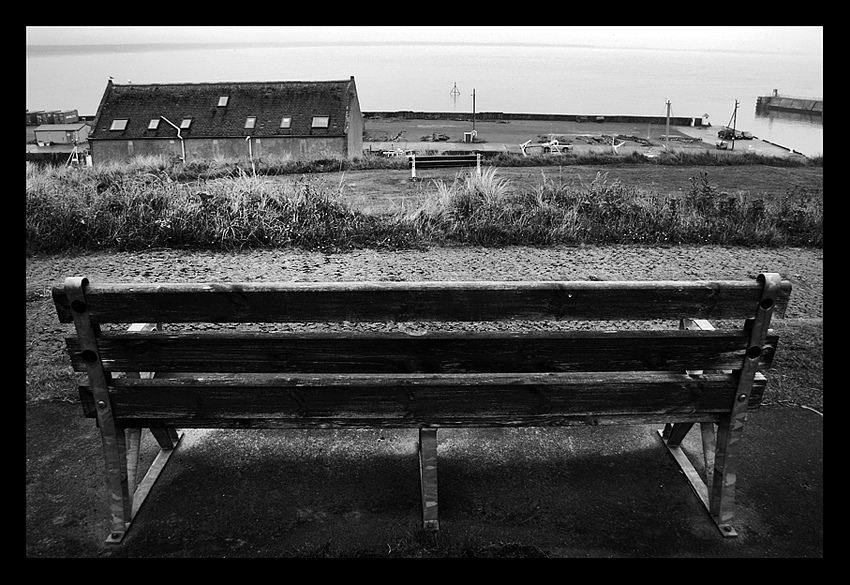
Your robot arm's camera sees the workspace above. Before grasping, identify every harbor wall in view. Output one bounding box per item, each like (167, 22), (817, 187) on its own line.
(756, 96), (822, 117)
(364, 111), (706, 127)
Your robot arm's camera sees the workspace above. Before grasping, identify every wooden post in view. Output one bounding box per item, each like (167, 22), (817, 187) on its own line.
(419, 428), (439, 530)
(731, 99), (739, 151)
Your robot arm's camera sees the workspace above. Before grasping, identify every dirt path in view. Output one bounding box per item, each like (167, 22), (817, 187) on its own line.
(27, 245), (822, 318)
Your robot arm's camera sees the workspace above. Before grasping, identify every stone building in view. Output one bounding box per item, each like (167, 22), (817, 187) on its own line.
(88, 77), (363, 164)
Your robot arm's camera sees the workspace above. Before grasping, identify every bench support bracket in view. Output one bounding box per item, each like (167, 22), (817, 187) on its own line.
(105, 429), (184, 544)
(659, 273), (781, 538)
(657, 425), (738, 537)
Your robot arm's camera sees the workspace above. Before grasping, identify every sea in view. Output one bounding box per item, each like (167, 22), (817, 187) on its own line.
(26, 42), (823, 157)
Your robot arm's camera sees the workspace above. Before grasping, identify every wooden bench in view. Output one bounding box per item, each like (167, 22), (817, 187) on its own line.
(52, 274), (791, 543)
(408, 153), (481, 179)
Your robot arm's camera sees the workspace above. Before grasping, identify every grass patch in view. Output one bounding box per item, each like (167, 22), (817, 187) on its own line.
(403, 169), (822, 248)
(763, 319), (824, 413)
(27, 160), (823, 254)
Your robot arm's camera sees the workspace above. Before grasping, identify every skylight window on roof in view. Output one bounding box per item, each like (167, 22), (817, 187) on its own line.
(311, 116), (329, 128)
(280, 116), (292, 129)
(110, 119), (128, 131)
(218, 96), (229, 107)
(180, 118), (192, 129)
(147, 119), (160, 130)
(245, 116), (256, 129)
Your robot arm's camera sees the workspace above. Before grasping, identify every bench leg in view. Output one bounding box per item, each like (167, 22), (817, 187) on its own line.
(662, 422), (694, 447)
(658, 416), (741, 538)
(418, 428), (439, 531)
(125, 427), (143, 504)
(708, 411), (747, 536)
(150, 427), (181, 449)
(99, 423), (133, 543)
(103, 427), (183, 544)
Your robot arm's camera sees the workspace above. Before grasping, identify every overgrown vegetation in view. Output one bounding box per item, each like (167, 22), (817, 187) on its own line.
(26, 153), (823, 254)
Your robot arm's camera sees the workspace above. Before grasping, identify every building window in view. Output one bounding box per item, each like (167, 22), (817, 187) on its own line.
(280, 116), (292, 129)
(311, 116), (329, 128)
(147, 119), (160, 130)
(110, 119), (128, 131)
(180, 118), (192, 129)
(245, 116), (256, 129)
(217, 96), (229, 107)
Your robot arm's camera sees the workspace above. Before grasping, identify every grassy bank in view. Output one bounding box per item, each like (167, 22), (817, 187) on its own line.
(26, 154), (823, 254)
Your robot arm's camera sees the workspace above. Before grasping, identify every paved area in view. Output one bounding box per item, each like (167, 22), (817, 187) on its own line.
(363, 117), (807, 160)
(26, 400), (822, 557)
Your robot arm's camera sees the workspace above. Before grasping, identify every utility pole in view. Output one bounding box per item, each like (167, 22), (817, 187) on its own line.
(665, 99), (671, 150)
(731, 99), (739, 151)
(471, 88), (476, 133)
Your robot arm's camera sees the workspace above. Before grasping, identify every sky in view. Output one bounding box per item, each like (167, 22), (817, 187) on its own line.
(26, 26), (823, 56)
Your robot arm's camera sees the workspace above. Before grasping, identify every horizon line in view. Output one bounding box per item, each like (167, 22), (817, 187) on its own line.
(26, 40), (810, 57)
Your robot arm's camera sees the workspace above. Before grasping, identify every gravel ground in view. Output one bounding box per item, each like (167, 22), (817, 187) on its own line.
(27, 244), (822, 388)
(27, 245), (822, 318)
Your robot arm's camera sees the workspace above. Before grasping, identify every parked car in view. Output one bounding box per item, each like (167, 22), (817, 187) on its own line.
(717, 127), (753, 140)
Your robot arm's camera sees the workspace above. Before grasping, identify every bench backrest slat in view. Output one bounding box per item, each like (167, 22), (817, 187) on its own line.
(78, 372), (768, 427)
(64, 330), (779, 374)
(53, 280), (791, 324)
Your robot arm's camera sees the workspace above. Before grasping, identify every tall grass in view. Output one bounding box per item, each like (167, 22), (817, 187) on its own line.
(25, 160), (420, 254)
(403, 169), (823, 248)
(26, 160), (822, 255)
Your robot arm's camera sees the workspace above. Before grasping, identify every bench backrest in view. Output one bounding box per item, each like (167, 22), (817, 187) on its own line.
(408, 154), (480, 169)
(53, 275), (790, 429)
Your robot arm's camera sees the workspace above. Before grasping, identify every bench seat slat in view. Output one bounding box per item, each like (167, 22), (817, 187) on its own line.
(77, 372), (766, 424)
(53, 280), (791, 324)
(65, 330), (779, 374)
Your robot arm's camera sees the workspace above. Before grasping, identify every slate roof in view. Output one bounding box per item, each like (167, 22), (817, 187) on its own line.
(89, 78), (358, 140)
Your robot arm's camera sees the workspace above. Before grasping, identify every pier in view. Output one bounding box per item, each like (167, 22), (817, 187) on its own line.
(756, 93), (822, 117)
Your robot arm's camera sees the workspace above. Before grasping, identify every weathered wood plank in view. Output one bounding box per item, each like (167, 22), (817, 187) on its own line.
(65, 330), (779, 374)
(53, 280), (792, 324)
(78, 413), (729, 430)
(76, 372), (766, 422)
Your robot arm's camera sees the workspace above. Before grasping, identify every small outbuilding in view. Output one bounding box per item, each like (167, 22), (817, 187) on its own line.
(87, 78), (364, 164)
(33, 123), (91, 146)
